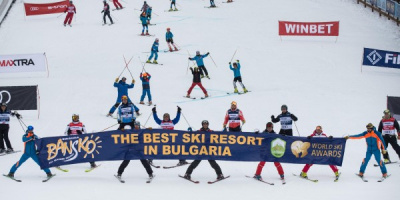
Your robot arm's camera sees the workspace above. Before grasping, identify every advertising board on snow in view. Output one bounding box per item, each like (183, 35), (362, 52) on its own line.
(0, 53), (47, 73)
(362, 48), (400, 69)
(278, 21), (339, 36)
(24, 0), (68, 16)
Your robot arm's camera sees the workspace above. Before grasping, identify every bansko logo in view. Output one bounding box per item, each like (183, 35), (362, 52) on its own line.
(30, 7), (39, 11)
(271, 138), (286, 158)
(291, 141), (310, 158)
(367, 50), (382, 65)
(46, 135), (103, 163)
(0, 59), (35, 67)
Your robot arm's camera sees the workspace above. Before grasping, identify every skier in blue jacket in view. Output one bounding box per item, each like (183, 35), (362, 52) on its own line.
(229, 60), (248, 93)
(139, 72), (152, 105)
(166, 28), (178, 52)
(108, 77), (140, 117)
(140, 11), (149, 35)
(345, 123), (388, 179)
(6, 126), (53, 178)
(189, 51), (210, 79)
(146, 7), (152, 24)
(147, 38), (159, 64)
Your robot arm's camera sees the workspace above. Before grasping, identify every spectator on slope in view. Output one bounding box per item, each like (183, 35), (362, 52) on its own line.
(107, 77), (140, 117)
(345, 123), (388, 179)
(63, 1), (76, 27)
(229, 60), (248, 94)
(189, 51), (210, 79)
(140, 11), (149, 35)
(378, 109), (400, 164)
(223, 101), (245, 132)
(253, 122), (285, 181)
(271, 104), (298, 136)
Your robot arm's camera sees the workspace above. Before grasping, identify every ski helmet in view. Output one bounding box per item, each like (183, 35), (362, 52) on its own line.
(201, 120), (209, 125)
(70, 1), (73, 4)
(121, 95), (128, 101)
(155, 38), (159, 42)
(281, 104), (288, 110)
(121, 77), (126, 81)
(27, 125), (34, 132)
(231, 101), (237, 106)
(142, 72), (148, 77)
(0, 102), (6, 107)
(315, 125), (322, 131)
(383, 109), (390, 114)
(266, 122), (273, 128)
(72, 114), (79, 121)
(163, 113), (170, 119)
(366, 123), (374, 129)
(167, 27), (170, 31)
(196, 51), (200, 55)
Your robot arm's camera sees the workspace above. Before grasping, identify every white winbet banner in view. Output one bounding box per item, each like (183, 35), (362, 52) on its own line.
(0, 53), (48, 73)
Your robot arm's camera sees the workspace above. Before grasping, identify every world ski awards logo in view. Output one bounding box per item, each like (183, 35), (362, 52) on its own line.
(291, 141), (311, 158)
(271, 138), (286, 158)
(46, 135), (103, 164)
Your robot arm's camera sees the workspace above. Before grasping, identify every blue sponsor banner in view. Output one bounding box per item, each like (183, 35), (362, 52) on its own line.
(377, 0), (386, 10)
(396, 2), (400, 18)
(386, 0), (396, 15)
(363, 48), (400, 69)
(35, 129), (347, 169)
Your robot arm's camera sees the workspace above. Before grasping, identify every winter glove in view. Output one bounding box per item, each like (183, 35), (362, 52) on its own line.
(188, 127), (193, 132)
(271, 115), (275, 120)
(132, 79), (135, 84)
(115, 77), (119, 82)
(188, 57), (191, 60)
(229, 62), (231, 65)
(152, 107), (156, 113)
(101, 10), (104, 13)
(242, 120), (246, 124)
(16, 113), (21, 119)
(307, 136), (311, 139)
(329, 136), (333, 139)
(177, 106), (182, 113)
(118, 120), (121, 124)
(236, 60), (239, 63)
(254, 129), (260, 134)
(344, 136), (349, 140)
(206, 52), (210, 55)
(223, 127), (227, 132)
(382, 149), (387, 154)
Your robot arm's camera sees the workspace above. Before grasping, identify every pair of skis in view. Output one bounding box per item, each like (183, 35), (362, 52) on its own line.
(183, 96), (208, 100)
(179, 174), (230, 184)
(0, 150), (21, 156)
(374, 161), (397, 167)
(3, 174), (56, 182)
(114, 174), (155, 183)
(226, 91), (251, 95)
(355, 173), (391, 182)
(54, 164), (101, 173)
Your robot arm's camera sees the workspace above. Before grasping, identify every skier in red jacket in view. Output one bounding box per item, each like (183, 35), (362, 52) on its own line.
(63, 1), (76, 27)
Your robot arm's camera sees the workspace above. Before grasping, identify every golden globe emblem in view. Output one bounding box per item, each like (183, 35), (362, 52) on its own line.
(291, 141), (310, 158)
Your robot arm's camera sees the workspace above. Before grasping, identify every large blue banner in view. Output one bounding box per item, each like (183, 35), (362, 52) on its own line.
(35, 129), (347, 169)
(386, 0), (396, 16)
(362, 48), (400, 69)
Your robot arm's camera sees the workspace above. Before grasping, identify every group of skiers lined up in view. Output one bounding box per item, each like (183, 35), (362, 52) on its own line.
(2, 99), (400, 181)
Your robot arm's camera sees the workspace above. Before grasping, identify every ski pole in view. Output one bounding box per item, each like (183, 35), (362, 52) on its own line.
(229, 49), (238, 63)
(187, 50), (195, 74)
(209, 54), (218, 68)
(57, 13), (65, 18)
(294, 121), (300, 136)
(16, 118), (26, 133)
(138, 56), (147, 73)
(181, 111), (192, 128)
(101, 123), (119, 131)
(110, 14), (119, 22)
(123, 55), (134, 79)
(118, 56), (134, 78)
(144, 105), (155, 127)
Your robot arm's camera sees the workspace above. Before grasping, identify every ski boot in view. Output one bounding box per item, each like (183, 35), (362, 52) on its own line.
(178, 160), (189, 166)
(46, 172), (54, 178)
(357, 172), (364, 178)
(141, 32), (145, 36)
(169, 8), (173, 11)
(63, 24), (66, 27)
(139, 101), (145, 105)
(205, 94), (209, 98)
(335, 171), (340, 178)
(253, 174), (262, 180)
(148, 101), (152, 105)
(174, 8), (178, 11)
(217, 174), (225, 180)
(148, 159), (153, 165)
(153, 60), (158, 64)
(136, 111), (141, 116)
(234, 88), (239, 93)
(145, 31), (149, 36)
(384, 159), (391, 164)
(146, 60), (151, 63)
(149, 173), (154, 178)
(117, 174), (122, 179)
(280, 174), (285, 180)
(300, 172), (308, 178)
(382, 173), (388, 178)
(243, 88), (248, 93)
(90, 163), (97, 169)
(106, 113), (113, 117)
(0, 149), (5, 154)
(184, 173), (191, 179)
(7, 173), (14, 178)
(6, 148), (13, 153)
(174, 47), (178, 51)
(206, 75), (210, 79)
(169, 48), (173, 52)
(186, 94), (190, 98)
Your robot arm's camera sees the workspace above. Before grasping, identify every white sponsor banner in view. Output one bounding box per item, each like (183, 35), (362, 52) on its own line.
(0, 53), (47, 73)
